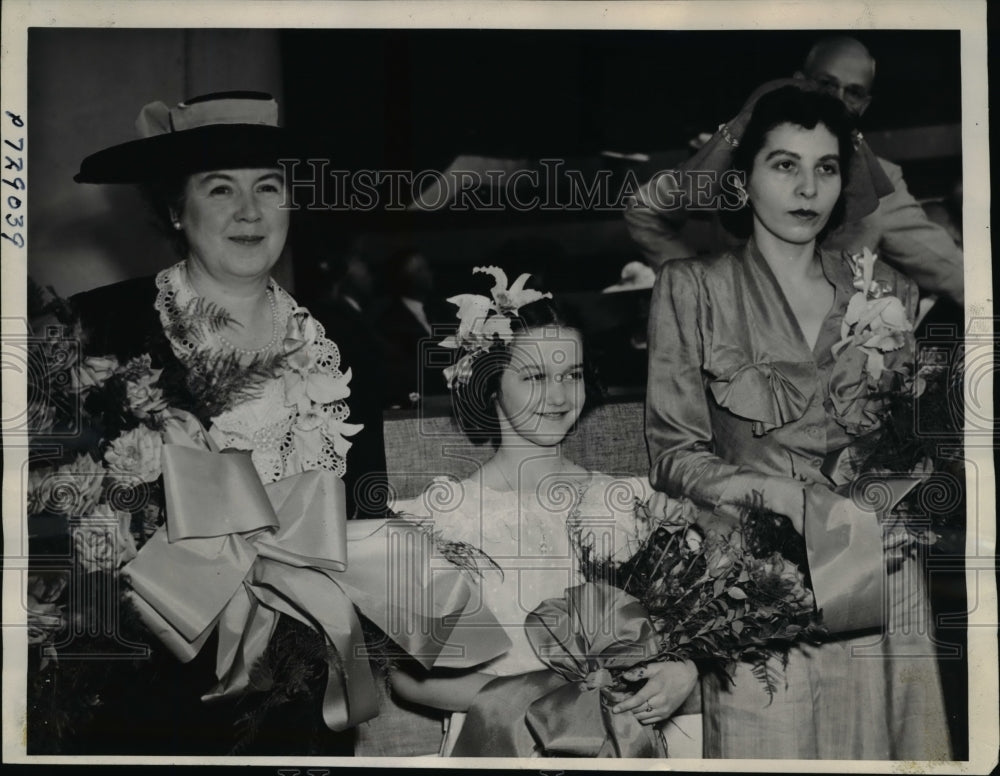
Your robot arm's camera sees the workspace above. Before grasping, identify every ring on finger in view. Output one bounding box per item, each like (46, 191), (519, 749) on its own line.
(644, 702), (653, 713)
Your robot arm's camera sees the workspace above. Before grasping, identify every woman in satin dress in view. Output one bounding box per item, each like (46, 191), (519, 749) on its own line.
(645, 82), (951, 760)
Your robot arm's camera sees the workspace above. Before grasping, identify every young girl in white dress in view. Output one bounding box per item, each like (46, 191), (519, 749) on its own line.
(389, 268), (699, 756)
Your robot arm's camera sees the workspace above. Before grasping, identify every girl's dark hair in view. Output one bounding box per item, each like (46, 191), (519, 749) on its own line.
(451, 291), (603, 446)
(721, 85), (858, 238)
(140, 176), (189, 257)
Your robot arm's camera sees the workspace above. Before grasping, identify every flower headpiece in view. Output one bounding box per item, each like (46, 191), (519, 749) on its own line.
(440, 266), (552, 389)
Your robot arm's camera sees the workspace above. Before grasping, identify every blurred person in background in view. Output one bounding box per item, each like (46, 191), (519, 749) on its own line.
(922, 179), (963, 250)
(373, 247), (452, 407)
(625, 35), (964, 310)
(310, 249), (389, 466)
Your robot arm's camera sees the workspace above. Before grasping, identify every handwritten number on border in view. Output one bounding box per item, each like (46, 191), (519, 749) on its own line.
(1, 110), (25, 248)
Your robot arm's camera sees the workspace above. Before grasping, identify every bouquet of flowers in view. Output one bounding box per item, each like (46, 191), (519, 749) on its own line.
(24, 281), (288, 751)
(24, 281), (510, 755)
(575, 495), (824, 698)
(449, 495), (823, 757)
(823, 245), (965, 558)
(847, 336), (966, 559)
(29, 353), (168, 567)
(26, 278), (285, 600)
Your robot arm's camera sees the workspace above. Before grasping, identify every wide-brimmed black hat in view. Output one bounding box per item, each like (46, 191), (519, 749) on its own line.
(75, 91), (304, 183)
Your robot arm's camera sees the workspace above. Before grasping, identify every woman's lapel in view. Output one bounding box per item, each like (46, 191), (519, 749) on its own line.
(740, 239), (814, 362)
(741, 239), (852, 364)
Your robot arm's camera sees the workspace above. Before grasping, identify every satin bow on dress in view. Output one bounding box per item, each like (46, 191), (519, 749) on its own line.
(451, 582), (666, 757)
(124, 411), (511, 731)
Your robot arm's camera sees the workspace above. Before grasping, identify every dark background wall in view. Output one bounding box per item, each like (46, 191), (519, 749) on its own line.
(28, 28), (962, 298)
(283, 29), (961, 168)
(280, 28), (962, 301)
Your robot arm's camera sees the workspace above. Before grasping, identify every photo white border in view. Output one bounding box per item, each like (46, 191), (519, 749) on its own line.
(2, 0), (994, 772)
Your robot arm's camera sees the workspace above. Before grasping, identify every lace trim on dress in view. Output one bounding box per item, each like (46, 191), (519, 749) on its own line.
(406, 472), (647, 560)
(154, 261), (352, 484)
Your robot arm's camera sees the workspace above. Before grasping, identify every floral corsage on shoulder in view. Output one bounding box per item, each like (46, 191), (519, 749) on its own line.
(829, 247), (922, 436)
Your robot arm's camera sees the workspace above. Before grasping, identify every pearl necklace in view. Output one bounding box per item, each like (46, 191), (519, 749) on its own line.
(217, 288), (279, 356)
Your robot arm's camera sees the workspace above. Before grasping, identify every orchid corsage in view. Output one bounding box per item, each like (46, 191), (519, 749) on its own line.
(834, 247), (914, 381)
(829, 247), (918, 434)
(282, 308), (362, 464)
(440, 266), (552, 388)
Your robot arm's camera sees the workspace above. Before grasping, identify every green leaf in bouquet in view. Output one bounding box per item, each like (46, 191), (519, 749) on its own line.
(749, 657), (784, 703)
(708, 561), (729, 579)
(727, 587), (748, 600)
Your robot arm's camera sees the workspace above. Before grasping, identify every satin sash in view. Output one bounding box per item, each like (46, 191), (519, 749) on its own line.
(803, 474), (921, 634)
(123, 411), (511, 731)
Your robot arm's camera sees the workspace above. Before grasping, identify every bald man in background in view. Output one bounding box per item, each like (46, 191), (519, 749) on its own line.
(797, 35), (876, 117)
(625, 35), (964, 306)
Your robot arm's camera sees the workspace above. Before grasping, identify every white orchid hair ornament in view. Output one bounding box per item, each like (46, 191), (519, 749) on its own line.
(441, 266), (552, 389)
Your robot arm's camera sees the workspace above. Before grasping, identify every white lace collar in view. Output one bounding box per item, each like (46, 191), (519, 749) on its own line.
(153, 261), (361, 484)
(153, 261), (294, 358)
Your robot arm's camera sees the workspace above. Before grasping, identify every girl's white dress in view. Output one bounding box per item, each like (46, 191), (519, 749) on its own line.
(394, 470), (702, 757)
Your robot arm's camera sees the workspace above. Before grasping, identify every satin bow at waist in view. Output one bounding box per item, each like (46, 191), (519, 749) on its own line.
(123, 410), (511, 731)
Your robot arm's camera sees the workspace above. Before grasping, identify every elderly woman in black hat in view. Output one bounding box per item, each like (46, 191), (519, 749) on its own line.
(645, 83), (950, 759)
(73, 91), (387, 519)
(60, 91), (387, 755)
